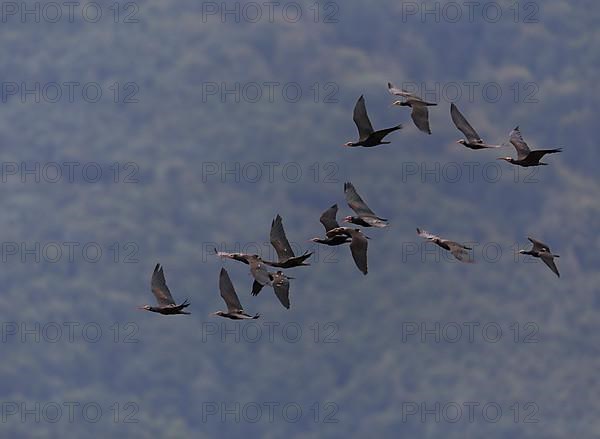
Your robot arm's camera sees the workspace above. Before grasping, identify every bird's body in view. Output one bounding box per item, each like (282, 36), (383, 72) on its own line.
(215, 250), (272, 288)
(139, 264), (191, 315)
(251, 270), (293, 309)
(344, 182), (389, 228)
(416, 228), (473, 263)
(519, 237), (560, 277)
(344, 95), (402, 147)
(213, 268), (260, 320)
(327, 227), (369, 275)
(388, 83), (436, 135)
(264, 215), (312, 268)
(450, 103), (502, 149)
(310, 204), (353, 246)
(498, 127), (562, 167)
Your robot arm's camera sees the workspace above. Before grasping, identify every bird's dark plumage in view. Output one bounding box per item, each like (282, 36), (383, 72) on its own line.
(311, 204), (353, 246)
(344, 182), (388, 228)
(214, 268), (259, 320)
(498, 127), (562, 166)
(388, 82), (436, 135)
(520, 237), (560, 277)
(345, 95), (402, 147)
(140, 264), (191, 315)
(265, 215), (312, 268)
(416, 228), (473, 263)
(450, 103), (501, 149)
(328, 227), (369, 275)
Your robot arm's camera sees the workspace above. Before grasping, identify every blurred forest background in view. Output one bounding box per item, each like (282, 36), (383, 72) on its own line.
(0, 0), (598, 437)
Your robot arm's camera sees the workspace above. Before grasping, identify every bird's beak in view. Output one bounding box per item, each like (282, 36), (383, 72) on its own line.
(136, 306), (145, 311)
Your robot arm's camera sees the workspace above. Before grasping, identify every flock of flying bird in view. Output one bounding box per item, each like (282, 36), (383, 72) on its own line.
(139, 82), (563, 317)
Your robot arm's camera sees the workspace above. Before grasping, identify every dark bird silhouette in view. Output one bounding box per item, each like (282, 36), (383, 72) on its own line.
(416, 228), (473, 263)
(264, 214), (312, 268)
(327, 227), (369, 275)
(344, 95), (402, 147)
(519, 237), (560, 277)
(213, 268), (260, 319)
(344, 182), (389, 228)
(450, 103), (502, 149)
(310, 204), (352, 246)
(214, 250), (272, 289)
(388, 82), (436, 135)
(251, 271), (293, 309)
(498, 126), (562, 167)
(138, 264), (191, 315)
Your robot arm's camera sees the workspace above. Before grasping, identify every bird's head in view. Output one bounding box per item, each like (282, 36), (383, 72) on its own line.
(343, 215), (354, 223)
(455, 139), (466, 145)
(137, 305), (151, 311)
(309, 237), (321, 243)
(497, 157), (513, 163)
(343, 141), (355, 147)
(391, 100), (407, 107)
(518, 249), (526, 254)
(211, 311), (225, 317)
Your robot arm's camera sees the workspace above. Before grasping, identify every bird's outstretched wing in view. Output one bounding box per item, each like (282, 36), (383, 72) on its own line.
(151, 264), (176, 306)
(411, 102), (432, 135)
(320, 204), (340, 232)
(388, 82), (418, 99)
(353, 95), (374, 141)
(447, 242), (474, 263)
(219, 268), (243, 313)
(249, 257), (271, 286)
(528, 237), (550, 253)
(450, 103), (481, 143)
(416, 228), (441, 241)
(270, 214), (295, 261)
(509, 126), (531, 160)
(540, 254), (560, 277)
(251, 280), (264, 296)
(345, 182), (377, 217)
(271, 272), (291, 309)
(349, 231), (368, 275)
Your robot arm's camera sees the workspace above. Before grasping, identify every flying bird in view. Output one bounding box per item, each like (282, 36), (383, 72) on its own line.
(450, 103), (502, 149)
(327, 227), (369, 275)
(213, 268), (260, 319)
(519, 237), (560, 277)
(344, 182), (389, 228)
(498, 126), (562, 167)
(138, 264), (191, 315)
(214, 249), (272, 289)
(388, 82), (436, 135)
(251, 271), (293, 309)
(416, 228), (473, 263)
(344, 95), (402, 147)
(264, 214), (312, 268)
(310, 204), (352, 246)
